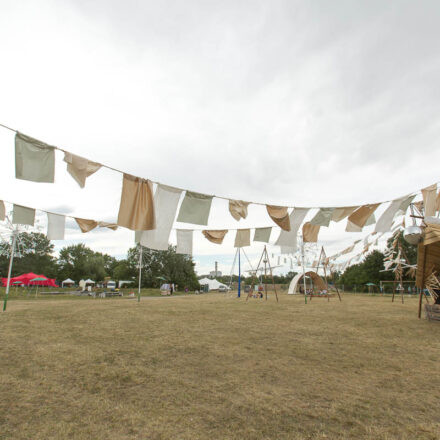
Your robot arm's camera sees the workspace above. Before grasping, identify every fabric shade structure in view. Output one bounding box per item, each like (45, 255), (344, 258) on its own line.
(1, 272), (58, 287)
(198, 277), (228, 291)
(84, 279), (95, 285)
(62, 278), (75, 287)
(287, 271), (327, 294)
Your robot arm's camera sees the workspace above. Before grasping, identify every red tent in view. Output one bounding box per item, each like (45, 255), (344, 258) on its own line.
(1, 273), (58, 287)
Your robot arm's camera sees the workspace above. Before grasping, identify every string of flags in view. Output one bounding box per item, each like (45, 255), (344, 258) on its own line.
(1, 124), (440, 258)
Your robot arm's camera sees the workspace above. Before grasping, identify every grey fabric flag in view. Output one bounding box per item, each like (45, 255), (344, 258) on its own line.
(0, 200), (5, 221)
(176, 229), (193, 255)
(275, 208), (309, 252)
(12, 204), (35, 226)
(310, 208), (334, 227)
(15, 132), (55, 183)
(234, 229), (250, 248)
(253, 227), (272, 243)
(47, 213), (65, 240)
(364, 213), (376, 226)
(177, 191), (213, 225)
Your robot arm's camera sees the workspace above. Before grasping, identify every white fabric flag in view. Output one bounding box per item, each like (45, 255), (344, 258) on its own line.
(396, 195), (415, 216)
(422, 184), (437, 217)
(375, 197), (407, 233)
(12, 204), (35, 226)
(310, 208), (334, 227)
(138, 184), (182, 250)
(47, 213), (65, 240)
(0, 200), (5, 221)
(277, 256), (280, 265)
(176, 229), (193, 255)
(275, 208), (309, 252)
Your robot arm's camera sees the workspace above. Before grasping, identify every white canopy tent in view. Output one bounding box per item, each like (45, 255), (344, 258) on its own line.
(198, 277), (229, 291)
(61, 278), (75, 287)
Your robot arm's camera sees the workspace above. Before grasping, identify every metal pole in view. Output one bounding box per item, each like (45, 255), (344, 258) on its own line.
(238, 248), (241, 298)
(302, 241), (307, 304)
(3, 231), (17, 312)
(138, 245), (143, 303)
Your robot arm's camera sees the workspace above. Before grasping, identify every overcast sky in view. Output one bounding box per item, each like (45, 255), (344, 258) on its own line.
(1, 0), (439, 276)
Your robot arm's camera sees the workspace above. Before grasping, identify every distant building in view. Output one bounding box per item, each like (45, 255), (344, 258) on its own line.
(209, 270), (222, 278)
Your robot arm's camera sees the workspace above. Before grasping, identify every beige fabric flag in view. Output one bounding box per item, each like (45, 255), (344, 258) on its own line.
(202, 230), (228, 244)
(253, 227), (272, 243)
(63, 152), (101, 188)
(47, 213), (65, 240)
(331, 206), (358, 222)
(229, 200), (250, 221)
(117, 174), (156, 231)
(302, 222), (320, 242)
(98, 221), (118, 231)
(346, 220), (362, 232)
(12, 204), (35, 226)
(15, 132), (55, 183)
(266, 205), (290, 231)
(176, 229), (193, 255)
(177, 191), (213, 225)
(348, 204), (380, 228)
(234, 229), (250, 248)
(436, 192), (440, 212)
(75, 218), (98, 233)
(422, 184), (437, 217)
(0, 200), (5, 221)
(310, 208), (334, 227)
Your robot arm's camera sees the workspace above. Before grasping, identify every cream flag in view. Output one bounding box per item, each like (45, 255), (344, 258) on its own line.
(12, 205), (35, 226)
(98, 222), (118, 231)
(229, 200), (250, 221)
(331, 206), (357, 222)
(253, 227), (272, 243)
(47, 213), (65, 240)
(422, 184), (437, 217)
(63, 152), (101, 188)
(375, 197), (407, 233)
(177, 191), (213, 225)
(310, 208), (334, 227)
(234, 229), (250, 248)
(275, 208), (309, 252)
(0, 200), (5, 221)
(138, 184), (182, 250)
(176, 230), (193, 255)
(15, 132), (55, 183)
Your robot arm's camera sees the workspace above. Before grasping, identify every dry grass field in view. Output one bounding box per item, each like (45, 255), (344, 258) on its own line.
(0, 293), (439, 440)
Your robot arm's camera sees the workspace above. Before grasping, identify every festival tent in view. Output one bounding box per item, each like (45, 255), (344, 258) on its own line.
(287, 271), (326, 294)
(2, 272), (58, 287)
(198, 277), (229, 291)
(62, 278), (75, 287)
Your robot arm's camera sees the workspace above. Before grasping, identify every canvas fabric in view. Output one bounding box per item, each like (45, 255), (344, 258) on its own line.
(176, 229), (193, 255)
(12, 204), (35, 226)
(310, 208), (334, 227)
(177, 191), (213, 225)
(63, 152), (101, 188)
(422, 184), (437, 217)
(253, 227), (272, 243)
(75, 218), (98, 233)
(348, 204), (380, 227)
(341, 244), (355, 255)
(202, 230), (228, 244)
(364, 213), (376, 226)
(375, 196), (407, 233)
(346, 220), (362, 232)
(0, 201), (5, 221)
(98, 222), (118, 231)
(234, 229), (250, 248)
(302, 222), (320, 242)
(280, 246), (296, 254)
(266, 205), (291, 231)
(331, 206), (358, 222)
(47, 213), (65, 240)
(137, 184), (182, 250)
(397, 194), (415, 215)
(15, 132), (55, 183)
(117, 174), (156, 231)
(229, 200), (250, 221)
(275, 208), (309, 252)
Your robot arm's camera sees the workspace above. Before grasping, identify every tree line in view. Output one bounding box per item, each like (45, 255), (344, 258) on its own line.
(0, 232), (199, 290)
